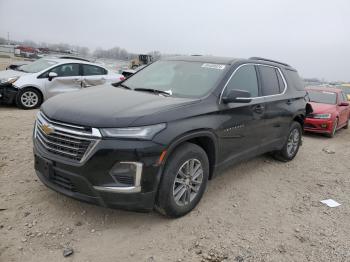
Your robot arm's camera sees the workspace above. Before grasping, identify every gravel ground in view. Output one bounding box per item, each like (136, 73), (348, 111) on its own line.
(0, 107), (350, 262)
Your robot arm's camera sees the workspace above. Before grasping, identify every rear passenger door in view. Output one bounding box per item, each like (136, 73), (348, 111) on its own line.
(81, 64), (108, 87)
(257, 65), (290, 149)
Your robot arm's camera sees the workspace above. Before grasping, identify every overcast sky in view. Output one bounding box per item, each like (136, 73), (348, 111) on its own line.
(0, 0), (349, 81)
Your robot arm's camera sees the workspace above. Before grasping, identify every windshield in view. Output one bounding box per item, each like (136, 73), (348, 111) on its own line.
(308, 90), (337, 105)
(18, 59), (58, 73)
(123, 60), (227, 98)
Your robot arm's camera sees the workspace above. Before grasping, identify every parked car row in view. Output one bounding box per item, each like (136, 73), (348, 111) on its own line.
(2, 55), (347, 217)
(0, 56), (125, 109)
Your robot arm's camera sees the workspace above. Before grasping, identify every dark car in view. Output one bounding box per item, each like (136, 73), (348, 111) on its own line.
(33, 56), (307, 217)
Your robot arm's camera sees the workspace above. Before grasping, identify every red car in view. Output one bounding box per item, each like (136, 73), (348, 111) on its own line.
(305, 87), (350, 137)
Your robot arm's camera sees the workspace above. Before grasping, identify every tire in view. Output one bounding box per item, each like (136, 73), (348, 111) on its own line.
(16, 88), (43, 109)
(273, 121), (302, 162)
(327, 118), (338, 138)
(155, 142), (209, 218)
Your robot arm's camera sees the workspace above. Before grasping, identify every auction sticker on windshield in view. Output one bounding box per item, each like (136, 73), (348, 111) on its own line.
(201, 63), (226, 70)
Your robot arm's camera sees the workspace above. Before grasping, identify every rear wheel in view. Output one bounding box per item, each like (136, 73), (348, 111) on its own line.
(16, 88), (42, 109)
(155, 143), (209, 218)
(273, 121), (302, 162)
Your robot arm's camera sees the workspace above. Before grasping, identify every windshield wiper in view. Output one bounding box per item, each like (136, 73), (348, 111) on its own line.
(134, 88), (171, 96)
(118, 83), (131, 90)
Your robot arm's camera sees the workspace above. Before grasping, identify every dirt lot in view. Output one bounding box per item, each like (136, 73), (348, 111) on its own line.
(0, 106), (350, 262)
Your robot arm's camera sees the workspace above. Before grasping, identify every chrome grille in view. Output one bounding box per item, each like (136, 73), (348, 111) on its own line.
(35, 112), (101, 162)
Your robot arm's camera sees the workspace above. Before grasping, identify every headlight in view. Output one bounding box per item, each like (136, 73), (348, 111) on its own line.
(312, 113), (331, 119)
(2, 76), (19, 84)
(100, 123), (166, 139)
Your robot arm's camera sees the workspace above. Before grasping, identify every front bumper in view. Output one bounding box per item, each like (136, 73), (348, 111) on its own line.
(304, 117), (333, 134)
(0, 84), (18, 104)
(33, 137), (166, 212)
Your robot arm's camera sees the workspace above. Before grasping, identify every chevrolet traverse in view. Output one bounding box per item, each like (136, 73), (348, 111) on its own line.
(33, 56), (307, 217)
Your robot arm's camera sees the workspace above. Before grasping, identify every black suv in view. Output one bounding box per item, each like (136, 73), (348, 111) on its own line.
(33, 56), (307, 217)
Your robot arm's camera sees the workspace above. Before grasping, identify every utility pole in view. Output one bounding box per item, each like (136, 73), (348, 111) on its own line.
(7, 32), (10, 45)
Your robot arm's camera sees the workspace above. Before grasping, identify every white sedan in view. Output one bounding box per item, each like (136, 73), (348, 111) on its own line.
(0, 57), (125, 109)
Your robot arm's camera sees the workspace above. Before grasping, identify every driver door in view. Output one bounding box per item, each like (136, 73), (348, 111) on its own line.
(217, 64), (266, 164)
(45, 63), (82, 99)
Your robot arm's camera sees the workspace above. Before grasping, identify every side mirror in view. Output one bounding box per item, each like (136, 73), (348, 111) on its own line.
(222, 89), (252, 104)
(48, 72), (58, 81)
(339, 101), (349, 106)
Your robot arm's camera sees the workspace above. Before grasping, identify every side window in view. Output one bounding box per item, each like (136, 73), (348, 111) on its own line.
(259, 66), (280, 96)
(50, 63), (79, 77)
(82, 65), (107, 76)
(224, 64), (259, 97)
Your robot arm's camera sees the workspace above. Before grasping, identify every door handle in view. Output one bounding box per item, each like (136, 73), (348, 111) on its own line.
(253, 104), (265, 114)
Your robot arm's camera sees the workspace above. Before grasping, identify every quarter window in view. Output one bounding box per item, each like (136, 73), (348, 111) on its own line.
(224, 64), (259, 97)
(82, 65), (107, 76)
(285, 69), (304, 91)
(259, 66), (281, 96)
(276, 69), (285, 93)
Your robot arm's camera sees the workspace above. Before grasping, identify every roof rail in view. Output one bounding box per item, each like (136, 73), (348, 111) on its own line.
(58, 56), (90, 62)
(249, 57), (290, 67)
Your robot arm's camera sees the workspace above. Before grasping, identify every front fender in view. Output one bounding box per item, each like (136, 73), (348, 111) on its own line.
(164, 129), (218, 162)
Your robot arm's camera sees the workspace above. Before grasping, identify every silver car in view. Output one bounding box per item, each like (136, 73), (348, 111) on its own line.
(0, 57), (124, 109)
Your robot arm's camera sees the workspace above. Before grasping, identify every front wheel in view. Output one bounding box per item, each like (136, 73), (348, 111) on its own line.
(273, 121), (302, 162)
(327, 118), (338, 138)
(155, 143), (209, 218)
(16, 88), (42, 109)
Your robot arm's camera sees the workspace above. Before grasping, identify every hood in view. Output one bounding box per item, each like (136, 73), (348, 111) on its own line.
(41, 85), (200, 127)
(0, 69), (28, 83)
(309, 102), (336, 114)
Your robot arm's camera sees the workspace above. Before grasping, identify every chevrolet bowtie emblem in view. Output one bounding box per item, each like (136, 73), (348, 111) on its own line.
(41, 124), (55, 135)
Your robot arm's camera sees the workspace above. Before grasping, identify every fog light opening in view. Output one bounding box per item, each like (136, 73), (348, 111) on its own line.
(110, 162), (138, 186)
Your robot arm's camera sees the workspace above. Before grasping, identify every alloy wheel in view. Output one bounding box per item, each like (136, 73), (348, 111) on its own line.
(21, 91), (39, 108)
(173, 159), (203, 206)
(286, 128), (300, 157)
